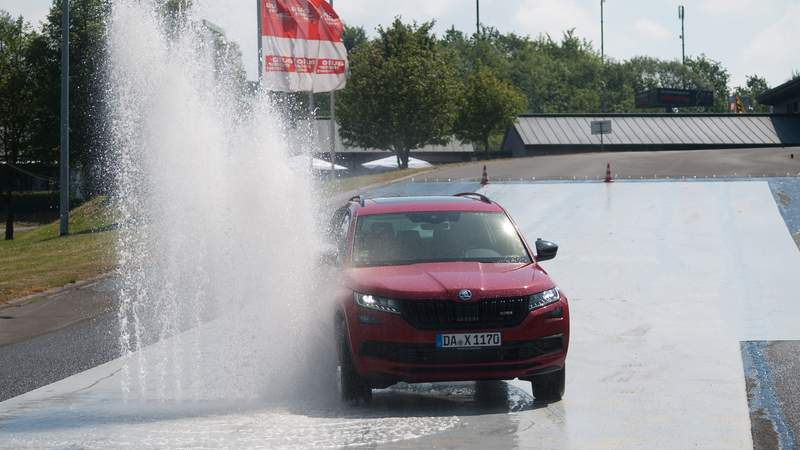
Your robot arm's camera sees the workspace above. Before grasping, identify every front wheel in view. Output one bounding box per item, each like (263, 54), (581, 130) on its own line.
(336, 321), (372, 404)
(530, 366), (565, 402)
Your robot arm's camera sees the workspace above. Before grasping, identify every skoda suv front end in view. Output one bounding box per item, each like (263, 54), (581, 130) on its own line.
(327, 193), (569, 403)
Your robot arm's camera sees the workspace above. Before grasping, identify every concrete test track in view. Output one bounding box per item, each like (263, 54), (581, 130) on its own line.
(2, 179), (799, 448)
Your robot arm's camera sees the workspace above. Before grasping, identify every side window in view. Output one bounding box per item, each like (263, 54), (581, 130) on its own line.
(336, 213), (352, 262)
(328, 207), (347, 240)
(338, 213), (351, 243)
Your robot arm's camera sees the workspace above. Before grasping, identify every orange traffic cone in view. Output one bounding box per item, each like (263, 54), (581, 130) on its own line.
(604, 162), (613, 183)
(480, 165), (489, 186)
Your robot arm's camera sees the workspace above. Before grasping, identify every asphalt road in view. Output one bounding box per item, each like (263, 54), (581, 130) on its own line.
(0, 277), (114, 348)
(2, 178), (799, 448)
(0, 279), (118, 402)
(0, 310), (120, 402)
(421, 147), (800, 181)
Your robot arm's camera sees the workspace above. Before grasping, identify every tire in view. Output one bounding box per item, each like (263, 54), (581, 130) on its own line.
(336, 320), (372, 404)
(531, 366), (565, 402)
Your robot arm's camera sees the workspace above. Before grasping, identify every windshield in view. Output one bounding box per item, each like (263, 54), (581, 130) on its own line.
(352, 211), (531, 267)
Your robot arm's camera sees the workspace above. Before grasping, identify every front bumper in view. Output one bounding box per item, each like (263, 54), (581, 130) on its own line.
(343, 298), (570, 384)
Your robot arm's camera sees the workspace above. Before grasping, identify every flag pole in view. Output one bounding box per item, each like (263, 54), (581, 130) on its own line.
(305, 0), (314, 171)
(59, 0), (69, 236)
(329, 0), (336, 171)
(309, 92), (315, 170)
(256, 0), (262, 87)
(329, 91), (336, 171)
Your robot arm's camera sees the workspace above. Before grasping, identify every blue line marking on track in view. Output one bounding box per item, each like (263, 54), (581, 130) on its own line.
(768, 178), (800, 238)
(741, 341), (796, 450)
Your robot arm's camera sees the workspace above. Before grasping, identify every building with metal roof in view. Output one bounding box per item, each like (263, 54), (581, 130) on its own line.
(757, 77), (800, 114)
(502, 114), (800, 156)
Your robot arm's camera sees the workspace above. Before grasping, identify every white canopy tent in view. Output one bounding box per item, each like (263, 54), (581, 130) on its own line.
(288, 155), (347, 171)
(361, 156), (433, 170)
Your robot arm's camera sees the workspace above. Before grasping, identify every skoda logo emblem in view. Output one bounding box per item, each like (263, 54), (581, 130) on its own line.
(458, 289), (473, 301)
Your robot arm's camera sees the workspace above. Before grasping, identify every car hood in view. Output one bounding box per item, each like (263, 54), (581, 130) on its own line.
(344, 262), (553, 300)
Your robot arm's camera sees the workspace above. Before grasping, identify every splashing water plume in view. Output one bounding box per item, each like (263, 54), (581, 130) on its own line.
(109, 0), (324, 402)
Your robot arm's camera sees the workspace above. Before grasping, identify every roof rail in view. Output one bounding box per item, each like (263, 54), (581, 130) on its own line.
(453, 192), (491, 204)
(349, 194), (365, 207)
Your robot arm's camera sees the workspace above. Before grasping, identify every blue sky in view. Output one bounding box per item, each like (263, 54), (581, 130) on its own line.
(3, 0), (799, 87)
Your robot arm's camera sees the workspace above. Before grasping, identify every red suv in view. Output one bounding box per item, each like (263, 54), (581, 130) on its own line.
(326, 193), (569, 403)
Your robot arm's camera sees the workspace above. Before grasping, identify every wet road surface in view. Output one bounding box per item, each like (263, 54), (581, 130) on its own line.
(3, 180), (800, 448)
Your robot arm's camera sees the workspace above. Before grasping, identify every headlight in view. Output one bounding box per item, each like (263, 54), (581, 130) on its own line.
(529, 288), (560, 311)
(353, 292), (402, 314)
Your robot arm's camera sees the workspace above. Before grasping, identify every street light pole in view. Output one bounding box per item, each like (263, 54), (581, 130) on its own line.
(678, 5), (685, 64)
(600, 0), (604, 62)
(476, 0), (480, 35)
(600, 0), (606, 113)
(59, 0), (69, 236)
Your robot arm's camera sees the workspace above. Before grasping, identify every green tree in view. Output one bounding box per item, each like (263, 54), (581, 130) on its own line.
(621, 55), (729, 112)
(437, 25), (744, 114)
(0, 12), (39, 239)
(621, 56), (692, 111)
(24, 27), (60, 163)
(454, 66), (527, 156)
(504, 31), (603, 113)
(685, 55), (730, 112)
(336, 19), (461, 168)
(441, 27), (513, 83)
(732, 75), (770, 113)
(37, 0), (111, 196)
(601, 61), (636, 112)
(624, 56), (691, 92)
(342, 25), (367, 53)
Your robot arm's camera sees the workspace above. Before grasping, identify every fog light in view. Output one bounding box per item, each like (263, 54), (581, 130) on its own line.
(358, 314), (380, 324)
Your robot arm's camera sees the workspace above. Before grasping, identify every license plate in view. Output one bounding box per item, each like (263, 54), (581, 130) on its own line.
(436, 332), (501, 349)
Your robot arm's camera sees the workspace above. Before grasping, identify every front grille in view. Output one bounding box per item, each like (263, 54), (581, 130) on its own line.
(401, 297), (529, 329)
(360, 336), (563, 365)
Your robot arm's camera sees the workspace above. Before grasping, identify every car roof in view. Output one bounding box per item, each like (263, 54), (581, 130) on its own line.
(354, 195), (505, 216)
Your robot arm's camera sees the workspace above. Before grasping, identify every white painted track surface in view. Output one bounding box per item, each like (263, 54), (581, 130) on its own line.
(476, 181), (800, 449)
(2, 181), (799, 449)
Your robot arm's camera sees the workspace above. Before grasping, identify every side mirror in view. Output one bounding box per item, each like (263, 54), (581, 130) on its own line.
(319, 245), (339, 266)
(535, 238), (558, 262)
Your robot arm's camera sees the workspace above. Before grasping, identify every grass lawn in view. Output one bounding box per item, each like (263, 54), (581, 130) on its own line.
(0, 198), (116, 304)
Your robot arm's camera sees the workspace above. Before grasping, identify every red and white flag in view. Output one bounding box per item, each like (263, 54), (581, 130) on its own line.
(260, 0), (347, 92)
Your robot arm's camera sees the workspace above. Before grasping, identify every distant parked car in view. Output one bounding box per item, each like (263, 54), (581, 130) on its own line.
(324, 193), (570, 403)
